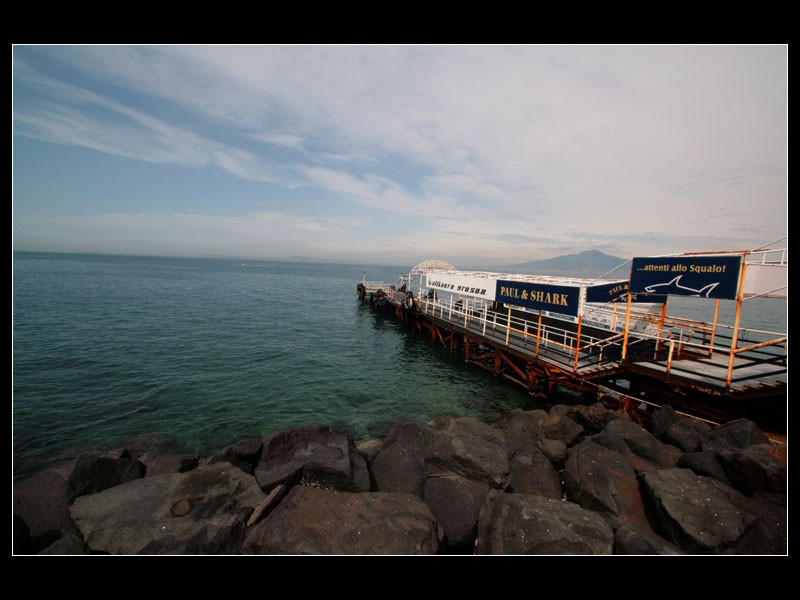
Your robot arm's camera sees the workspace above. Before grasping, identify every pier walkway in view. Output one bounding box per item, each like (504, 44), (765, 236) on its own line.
(358, 246), (787, 433)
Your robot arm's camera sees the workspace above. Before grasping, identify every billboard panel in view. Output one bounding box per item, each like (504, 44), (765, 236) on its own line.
(425, 273), (496, 300)
(585, 280), (665, 304)
(495, 280), (580, 317)
(629, 255), (742, 300)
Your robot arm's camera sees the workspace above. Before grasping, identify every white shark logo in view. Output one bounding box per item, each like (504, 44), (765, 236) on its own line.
(643, 275), (720, 297)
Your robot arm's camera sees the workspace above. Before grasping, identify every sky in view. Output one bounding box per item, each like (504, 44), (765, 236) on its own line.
(12, 44), (788, 269)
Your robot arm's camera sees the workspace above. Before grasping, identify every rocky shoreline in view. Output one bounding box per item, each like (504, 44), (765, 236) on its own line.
(13, 403), (787, 555)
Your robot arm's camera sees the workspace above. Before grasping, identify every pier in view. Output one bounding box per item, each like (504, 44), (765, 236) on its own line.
(358, 247), (788, 436)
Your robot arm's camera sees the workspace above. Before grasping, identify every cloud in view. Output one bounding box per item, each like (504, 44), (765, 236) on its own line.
(12, 45), (787, 263)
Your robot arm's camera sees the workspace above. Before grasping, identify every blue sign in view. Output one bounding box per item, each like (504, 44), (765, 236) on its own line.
(495, 280), (580, 317)
(629, 255), (742, 300)
(585, 280), (665, 304)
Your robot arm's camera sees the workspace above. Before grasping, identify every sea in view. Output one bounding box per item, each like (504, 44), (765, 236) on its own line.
(12, 252), (788, 482)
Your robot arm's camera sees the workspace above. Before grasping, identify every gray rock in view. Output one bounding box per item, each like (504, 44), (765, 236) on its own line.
(70, 461), (265, 554)
(140, 452), (199, 476)
(614, 524), (683, 555)
(14, 469), (75, 553)
(476, 491), (614, 555)
(716, 444), (787, 494)
(506, 447), (563, 499)
(351, 450), (372, 492)
(592, 418), (682, 473)
(678, 452), (732, 486)
(355, 439), (383, 466)
(37, 530), (87, 555)
(650, 404), (679, 441)
(732, 491), (787, 554)
(423, 472), (490, 549)
(371, 420), (509, 497)
(563, 439), (652, 531)
(550, 402), (630, 435)
(640, 468), (758, 554)
(243, 485), (441, 555)
(536, 438), (568, 469)
(66, 454), (146, 503)
(665, 418), (712, 452)
(429, 415), (510, 450)
(371, 421), (434, 497)
(246, 484), (288, 528)
(207, 438), (263, 475)
(493, 409), (584, 453)
(253, 424), (358, 493)
(700, 418), (771, 453)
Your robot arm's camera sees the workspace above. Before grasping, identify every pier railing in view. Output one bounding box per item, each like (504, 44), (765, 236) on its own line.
(416, 295), (629, 373)
(414, 294), (787, 389)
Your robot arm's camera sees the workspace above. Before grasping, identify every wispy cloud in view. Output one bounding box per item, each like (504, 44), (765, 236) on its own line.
(12, 44), (787, 263)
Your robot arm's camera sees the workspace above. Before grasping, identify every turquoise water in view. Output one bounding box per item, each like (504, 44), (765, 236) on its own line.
(13, 252), (536, 481)
(12, 252), (787, 482)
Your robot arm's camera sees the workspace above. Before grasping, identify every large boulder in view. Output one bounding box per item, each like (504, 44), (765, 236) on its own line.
(506, 447), (563, 499)
(664, 418), (712, 453)
(70, 462), (265, 554)
(140, 452), (199, 477)
(66, 452), (145, 503)
(423, 472), (490, 549)
(550, 402), (630, 435)
(640, 468), (758, 554)
(700, 418), (771, 453)
(650, 404), (680, 441)
(614, 525), (683, 555)
(371, 420), (509, 497)
(677, 452), (732, 486)
(207, 438), (263, 475)
(243, 485), (441, 555)
(563, 439), (652, 531)
(476, 491), (614, 555)
(253, 424), (360, 493)
(493, 409), (584, 453)
(715, 444), (787, 494)
(13, 468), (75, 554)
(591, 418), (682, 473)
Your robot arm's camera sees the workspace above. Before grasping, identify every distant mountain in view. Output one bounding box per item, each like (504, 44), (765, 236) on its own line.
(501, 250), (631, 278)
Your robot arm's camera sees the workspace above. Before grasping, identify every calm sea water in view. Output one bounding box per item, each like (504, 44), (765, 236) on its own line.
(12, 252), (787, 482)
(12, 252), (537, 481)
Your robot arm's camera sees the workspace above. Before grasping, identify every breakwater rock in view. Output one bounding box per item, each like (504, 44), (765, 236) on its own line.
(13, 404), (787, 555)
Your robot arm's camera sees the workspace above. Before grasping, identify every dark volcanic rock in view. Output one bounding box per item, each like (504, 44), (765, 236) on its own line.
(591, 418), (682, 473)
(650, 404), (679, 441)
(14, 468), (75, 554)
(66, 453), (146, 503)
(140, 452), (199, 477)
(208, 438), (263, 475)
(678, 452), (732, 486)
(423, 472), (490, 549)
(563, 439), (651, 531)
(70, 462), (265, 554)
(38, 530), (87, 555)
(243, 485), (441, 555)
(550, 402), (630, 435)
(716, 444), (787, 494)
(493, 409), (585, 454)
(253, 424), (359, 493)
(640, 468), (758, 554)
(371, 420), (509, 497)
(700, 418), (771, 453)
(614, 524), (683, 555)
(476, 490), (614, 555)
(665, 418), (712, 453)
(506, 447), (563, 499)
